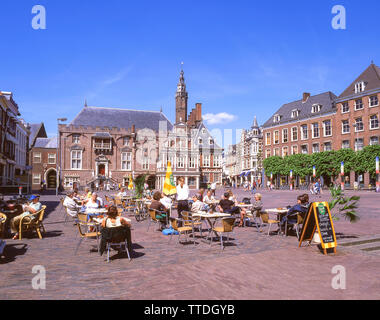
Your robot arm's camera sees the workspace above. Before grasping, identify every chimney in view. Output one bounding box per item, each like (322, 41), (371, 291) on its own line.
(302, 92), (310, 103)
(195, 103), (202, 122)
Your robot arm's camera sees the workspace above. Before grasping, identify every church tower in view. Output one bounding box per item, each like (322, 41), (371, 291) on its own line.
(175, 66), (188, 124)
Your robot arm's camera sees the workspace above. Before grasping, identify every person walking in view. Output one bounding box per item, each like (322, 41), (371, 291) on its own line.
(211, 181), (217, 197)
(176, 177), (189, 227)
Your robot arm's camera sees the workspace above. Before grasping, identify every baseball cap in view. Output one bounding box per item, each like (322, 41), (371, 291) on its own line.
(29, 195), (40, 201)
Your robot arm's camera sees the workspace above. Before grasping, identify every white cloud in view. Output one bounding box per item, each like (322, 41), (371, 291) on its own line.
(203, 112), (238, 125)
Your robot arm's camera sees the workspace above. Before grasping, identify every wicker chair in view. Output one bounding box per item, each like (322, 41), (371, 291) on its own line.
(74, 213), (101, 255)
(285, 213), (305, 238)
(147, 208), (167, 232)
(0, 213), (7, 238)
(182, 211), (203, 238)
(258, 212), (280, 236)
(211, 217), (237, 250)
(103, 230), (131, 263)
(18, 205), (47, 240)
(168, 217), (194, 245)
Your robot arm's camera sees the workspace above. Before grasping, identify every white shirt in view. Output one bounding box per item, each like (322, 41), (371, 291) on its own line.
(86, 198), (101, 209)
(211, 183), (217, 190)
(63, 197), (80, 217)
(160, 197), (172, 209)
(176, 184), (189, 201)
(203, 195), (215, 204)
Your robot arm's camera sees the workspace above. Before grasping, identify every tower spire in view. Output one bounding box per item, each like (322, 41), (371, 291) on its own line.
(175, 62), (188, 124)
(84, 99), (88, 107)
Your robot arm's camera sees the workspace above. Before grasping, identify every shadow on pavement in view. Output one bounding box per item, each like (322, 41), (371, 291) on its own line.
(0, 243), (28, 264)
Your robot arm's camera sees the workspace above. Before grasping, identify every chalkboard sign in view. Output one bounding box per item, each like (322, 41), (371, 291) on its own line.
(299, 202), (337, 255)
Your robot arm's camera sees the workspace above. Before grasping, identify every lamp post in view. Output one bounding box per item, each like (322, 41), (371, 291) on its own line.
(56, 118), (67, 196)
(353, 123), (360, 189)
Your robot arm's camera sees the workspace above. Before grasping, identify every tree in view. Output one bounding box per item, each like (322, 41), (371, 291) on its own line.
(354, 145), (380, 178)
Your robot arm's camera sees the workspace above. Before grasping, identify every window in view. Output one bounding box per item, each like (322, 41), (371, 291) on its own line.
(324, 142), (332, 151)
(71, 150), (82, 169)
(48, 153), (56, 164)
(209, 138), (214, 146)
(189, 157), (197, 168)
(203, 154), (210, 167)
(72, 134), (80, 144)
(301, 145), (308, 154)
(265, 149), (271, 158)
(273, 114), (282, 123)
(355, 138), (364, 151)
(370, 136), (379, 146)
(282, 129), (288, 143)
(274, 148), (280, 156)
(312, 143), (320, 153)
(370, 115), (379, 129)
(291, 109), (300, 118)
(123, 137), (130, 146)
(282, 147), (289, 157)
(188, 177), (196, 186)
(265, 133), (271, 145)
(323, 120), (332, 136)
(291, 145), (298, 155)
(369, 95), (379, 107)
(355, 118), (364, 132)
(32, 174), (41, 185)
(177, 156), (185, 168)
(213, 155), (222, 167)
(355, 81), (365, 93)
(142, 157), (149, 170)
(33, 152), (41, 163)
(312, 123), (320, 138)
(301, 125), (308, 140)
(342, 120), (350, 134)
(274, 131), (279, 144)
(198, 138), (203, 145)
(342, 140), (350, 149)
(354, 99), (363, 111)
(311, 104), (321, 113)
(341, 102), (349, 113)
(121, 152), (132, 171)
(291, 127), (298, 141)
(64, 177), (80, 188)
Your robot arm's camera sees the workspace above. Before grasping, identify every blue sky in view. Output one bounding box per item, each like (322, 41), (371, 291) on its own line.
(1, 0), (380, 146)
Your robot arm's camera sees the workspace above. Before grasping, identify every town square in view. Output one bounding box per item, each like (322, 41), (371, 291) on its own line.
(0, 1), (380, 303)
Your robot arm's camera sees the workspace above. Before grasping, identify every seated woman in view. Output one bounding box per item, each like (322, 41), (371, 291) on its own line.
(239, 193), (263, 227)
(84, 192), (102, 209)
(100, 206), (132, 256)
(149, 191), (169, 230)
(190, 195), (205, 213)
(203, 190), (216, 212)
(117, 187), (128, 198)
(281, 194), (310, 232)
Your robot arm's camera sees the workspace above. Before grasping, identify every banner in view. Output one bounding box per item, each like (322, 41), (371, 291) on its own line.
(163, 161), (177, 195)
(341, 162), (344, 176)
(128, 174), (134, 190)
(313, 166), (316, 178)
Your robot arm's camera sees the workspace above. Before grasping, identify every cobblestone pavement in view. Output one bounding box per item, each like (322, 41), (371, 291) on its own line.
(1, 189), (379, 300)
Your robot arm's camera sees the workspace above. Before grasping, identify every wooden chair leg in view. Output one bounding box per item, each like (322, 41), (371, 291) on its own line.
(36, 227), (43, 239)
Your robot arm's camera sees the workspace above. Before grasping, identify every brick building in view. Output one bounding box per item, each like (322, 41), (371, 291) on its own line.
(334, 62), (380, 187)
(156, 69), (223, 189)
(59, 106), (173, 190)
(262, 62), (380, 189)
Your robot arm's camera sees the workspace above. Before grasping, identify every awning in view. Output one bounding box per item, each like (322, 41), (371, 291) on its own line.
(245, 171), (251, 177)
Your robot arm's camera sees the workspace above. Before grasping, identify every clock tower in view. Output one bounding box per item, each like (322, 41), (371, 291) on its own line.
(175, 67), (188, 124)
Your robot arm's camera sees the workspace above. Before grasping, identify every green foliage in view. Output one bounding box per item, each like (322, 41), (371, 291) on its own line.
(354, 145), (380, 178)
(263, 147), (379, 179)
(133, 175), (147, 199)
(328, 186), (360, 223)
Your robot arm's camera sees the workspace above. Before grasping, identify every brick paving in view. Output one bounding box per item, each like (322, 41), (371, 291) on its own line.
(1, 189), (379, 300)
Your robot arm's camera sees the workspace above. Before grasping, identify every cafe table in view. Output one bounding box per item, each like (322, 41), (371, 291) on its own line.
(265, 208), (289, 235)
(192, 212), (231, 242)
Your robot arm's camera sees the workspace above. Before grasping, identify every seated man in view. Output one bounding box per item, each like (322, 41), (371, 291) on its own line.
(10, 195), (42, 240)
(63, 191), (82, 218)
(239, 193), (263, 227)
(191, 195), (205, 213)
(281, 194), (310, 232)
(218, 192), (244, 220)
(203, 190), (216, 212)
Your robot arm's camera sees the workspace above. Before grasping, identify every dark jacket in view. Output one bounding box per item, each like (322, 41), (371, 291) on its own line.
(99, 225), (132, 256)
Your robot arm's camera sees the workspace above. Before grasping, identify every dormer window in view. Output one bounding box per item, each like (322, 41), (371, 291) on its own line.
(291, 109), (300, 118)
(311, 104), (322, 113)
(355, 81), (366, 93)
(273, 114), (282, 123)
(209, 138), (214, 145)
